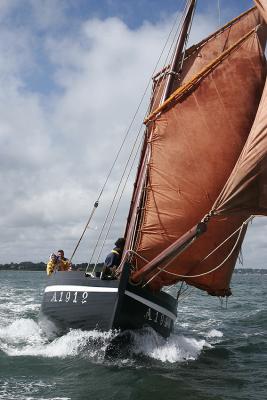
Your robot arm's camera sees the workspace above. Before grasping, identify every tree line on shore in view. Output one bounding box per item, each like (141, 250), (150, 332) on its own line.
(0, 262), (104, 272)
(0, 262), (266, 274)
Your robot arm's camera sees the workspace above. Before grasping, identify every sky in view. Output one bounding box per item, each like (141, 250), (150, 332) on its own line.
(1, 0), (266, 268)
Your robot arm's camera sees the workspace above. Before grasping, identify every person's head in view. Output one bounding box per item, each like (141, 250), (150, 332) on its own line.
(50, 253), (57, 262)
(57, 249), (64, 258)
(114, 238), (125, 250)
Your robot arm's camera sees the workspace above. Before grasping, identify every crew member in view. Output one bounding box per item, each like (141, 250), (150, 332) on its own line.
(46, 249), (72, 276)
(101, 238), (125, 279)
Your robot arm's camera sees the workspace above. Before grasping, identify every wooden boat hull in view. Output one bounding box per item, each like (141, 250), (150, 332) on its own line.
(40, 269), (177, 338)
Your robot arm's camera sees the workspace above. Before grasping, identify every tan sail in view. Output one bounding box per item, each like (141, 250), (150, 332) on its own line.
(127, 12), (267, 295)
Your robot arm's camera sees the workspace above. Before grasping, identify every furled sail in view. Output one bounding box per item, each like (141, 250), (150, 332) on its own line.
(125, 6), (267, 295)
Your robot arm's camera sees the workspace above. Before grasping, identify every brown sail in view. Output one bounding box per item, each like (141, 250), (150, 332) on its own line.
(211, 0), (267, 216)
(125, 6), (267, 295)
(213, 78), (267, 215)
(125, 6), (265, 252)
(150, 6), (264, 113)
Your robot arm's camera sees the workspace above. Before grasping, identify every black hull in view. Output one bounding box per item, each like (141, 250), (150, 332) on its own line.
(40, 269), (177, 338)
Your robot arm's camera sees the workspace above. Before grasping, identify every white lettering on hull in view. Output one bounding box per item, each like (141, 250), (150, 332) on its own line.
(144, 307), (172, 329)
(125, 290), (176, 321)
(46, 285), (118, 305)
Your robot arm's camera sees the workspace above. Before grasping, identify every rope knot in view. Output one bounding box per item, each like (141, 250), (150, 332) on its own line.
(201, 210), (214, 224)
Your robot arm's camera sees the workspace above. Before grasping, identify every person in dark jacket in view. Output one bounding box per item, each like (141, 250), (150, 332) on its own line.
(101, 238), (125, 279)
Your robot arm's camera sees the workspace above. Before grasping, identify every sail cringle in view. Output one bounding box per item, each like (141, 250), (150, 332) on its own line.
(133, 28), (266, 294)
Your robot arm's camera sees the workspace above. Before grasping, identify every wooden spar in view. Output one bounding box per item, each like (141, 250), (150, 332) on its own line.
(161, 0), (197, 102)
(153, 6), (256, 86)
(144, 27), (257, 124)
(131, 222), (207, 284)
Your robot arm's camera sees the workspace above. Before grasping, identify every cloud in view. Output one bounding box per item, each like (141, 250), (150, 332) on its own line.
(0, 1), (266, 268)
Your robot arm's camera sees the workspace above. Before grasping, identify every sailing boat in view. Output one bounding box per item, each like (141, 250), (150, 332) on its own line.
(40, 0), (267, 339)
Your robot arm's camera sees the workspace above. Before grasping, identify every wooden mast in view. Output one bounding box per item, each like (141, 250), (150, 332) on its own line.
(161, 0), (197, 102)
(123, 0), (198, 275)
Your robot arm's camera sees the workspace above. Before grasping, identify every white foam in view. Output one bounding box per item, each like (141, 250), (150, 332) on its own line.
(206, 329), (223, 338)
(9, 330), (89, 358)
(0, 318), (115, 359)
(1, 302), (39, 314)
(0, 319), (43, 345)
(0, 318), (210, 364)
(130, 328), (211, 363)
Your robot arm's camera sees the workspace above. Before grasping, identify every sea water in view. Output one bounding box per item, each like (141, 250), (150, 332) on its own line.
(0, 271), (266, 400)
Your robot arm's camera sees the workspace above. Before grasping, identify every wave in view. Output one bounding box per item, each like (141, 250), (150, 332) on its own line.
(0, 318), (210, 364)
(128, 328), (211, 363)
(205, 329), (224, 338)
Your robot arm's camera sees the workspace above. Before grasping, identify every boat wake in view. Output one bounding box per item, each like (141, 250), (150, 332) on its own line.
(0, 318), (212, 365)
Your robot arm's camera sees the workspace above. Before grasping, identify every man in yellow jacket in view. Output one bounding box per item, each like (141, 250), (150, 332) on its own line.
(46, 249), (72, 276)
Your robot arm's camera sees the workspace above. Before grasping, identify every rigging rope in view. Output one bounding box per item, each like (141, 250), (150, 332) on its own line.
(140, 215), (254, 286)
(71, 0), (187, 262)
(86, 128), (144, 270)
(87, 136), (143, 274)
(69, 201), (98, 262)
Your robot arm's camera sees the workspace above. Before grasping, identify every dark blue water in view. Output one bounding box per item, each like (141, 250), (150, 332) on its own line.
(0, 271), (266, 400)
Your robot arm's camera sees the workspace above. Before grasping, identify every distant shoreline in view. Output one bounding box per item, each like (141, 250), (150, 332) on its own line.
(0, 262), (103, 272)
(0, 263), (266, 274)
